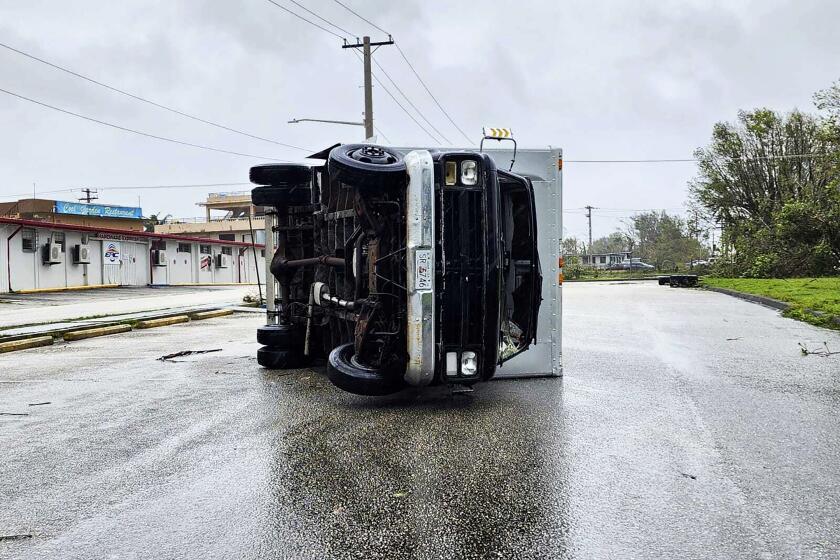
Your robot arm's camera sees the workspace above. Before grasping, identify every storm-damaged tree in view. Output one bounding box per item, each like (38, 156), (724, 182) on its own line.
(561, 236), (583, 257)
(629, 211), (706, 270)
(590, 232), (628, 255)
(689, 94), (840, 277)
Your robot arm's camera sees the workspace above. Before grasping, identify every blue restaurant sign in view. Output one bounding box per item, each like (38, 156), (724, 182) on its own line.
(54, 201), (143, 219)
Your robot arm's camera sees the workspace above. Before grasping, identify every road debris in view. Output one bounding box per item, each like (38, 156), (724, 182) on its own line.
(726, 337), (743, 341)
(158, 349), (222, 362)
(0, 534), (32, 541)
(28, 401), (51, 406)
(680, 472), (697, 480)
(798, 342), (839, 357)
(0, 412), (29, 416)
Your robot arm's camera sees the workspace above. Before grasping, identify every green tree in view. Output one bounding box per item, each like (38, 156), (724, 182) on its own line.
(690, 104), (840, 277)
(561, 236), (582, 256)
(590, 232), (627, 254)
(629, 211), (706, 270)
(143, 212), (171, 233)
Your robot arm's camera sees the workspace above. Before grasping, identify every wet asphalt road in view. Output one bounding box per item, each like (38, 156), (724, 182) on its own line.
(1, 281), (840, 559)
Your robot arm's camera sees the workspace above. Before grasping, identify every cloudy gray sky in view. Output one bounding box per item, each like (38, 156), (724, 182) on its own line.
(1, 0), (838, 241)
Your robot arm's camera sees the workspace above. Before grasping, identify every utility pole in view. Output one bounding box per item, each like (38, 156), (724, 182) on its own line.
(79, 188), (98, 204)
(343, 35), (394, 140)
(585, 205), (594, 266)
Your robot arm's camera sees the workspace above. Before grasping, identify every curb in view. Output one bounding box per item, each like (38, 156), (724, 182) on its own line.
(135, 315), (190, 329)
(0, 336), (54, 353)
(63, 324), (133, 341)
(190, 309), (234, 320)
(15, 284), (119, 295)
(704, 287), (790, 311)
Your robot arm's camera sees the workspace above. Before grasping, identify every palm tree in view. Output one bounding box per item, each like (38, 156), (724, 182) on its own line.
(143, 212), (171, 233)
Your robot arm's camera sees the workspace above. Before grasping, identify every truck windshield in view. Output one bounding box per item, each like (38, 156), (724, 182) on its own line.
(498, 171), (541, 362)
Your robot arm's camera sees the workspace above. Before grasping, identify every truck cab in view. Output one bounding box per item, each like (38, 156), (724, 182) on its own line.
(252, 142), (554, 396)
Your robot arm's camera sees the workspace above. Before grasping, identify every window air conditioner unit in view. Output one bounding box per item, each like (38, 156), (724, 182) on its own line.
(73, 244), (91, 264)
(153, 250), (168, 267)
(43, 242), (63, 265)
(215, 253), (229, 268)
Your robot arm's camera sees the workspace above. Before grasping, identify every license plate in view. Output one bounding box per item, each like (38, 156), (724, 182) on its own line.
(414, 248), (432, 290)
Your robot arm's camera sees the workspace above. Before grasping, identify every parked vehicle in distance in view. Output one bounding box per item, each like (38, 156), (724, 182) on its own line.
(610, 258), (655, 271)
(251, 144), (543, 396)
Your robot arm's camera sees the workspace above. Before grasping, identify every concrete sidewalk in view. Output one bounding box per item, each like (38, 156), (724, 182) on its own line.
(0, 285), (261, 332)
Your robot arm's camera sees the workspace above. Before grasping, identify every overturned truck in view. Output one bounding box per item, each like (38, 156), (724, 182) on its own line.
(252, 142), (562, 395)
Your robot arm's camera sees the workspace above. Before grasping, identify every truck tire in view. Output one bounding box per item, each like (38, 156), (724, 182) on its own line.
(251, 164), (312, 206)
(250, 164), (311, 186)
(327, 343), (404, 396)
(257, 323), (300, 349)
(257, 346), (306, 369)
(658, 276), (670, 285)
(328, 144), (406, 190)
(251, 185), (311, 207)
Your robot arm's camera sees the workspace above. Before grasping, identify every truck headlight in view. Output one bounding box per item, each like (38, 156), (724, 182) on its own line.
(461, 160), (478, 185)
(461, 351), (478, 376)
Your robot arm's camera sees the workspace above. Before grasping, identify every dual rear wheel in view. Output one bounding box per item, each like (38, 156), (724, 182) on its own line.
(256, 324), (308, 369)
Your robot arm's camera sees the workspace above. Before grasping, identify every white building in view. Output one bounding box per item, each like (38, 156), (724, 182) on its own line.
(0, 217), (266, 294)
(578, 252), (632, 269)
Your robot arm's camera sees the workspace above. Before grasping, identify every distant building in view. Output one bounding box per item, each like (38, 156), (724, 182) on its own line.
(0, 216), (265, 294)
(154, 191), (265, 244)
(0, 198), (145, 231)
(578, 252), (631, 269)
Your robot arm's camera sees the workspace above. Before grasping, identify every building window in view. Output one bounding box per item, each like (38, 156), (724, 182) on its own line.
(53, 232), (66, 252)
(219, 233), (235, 242)
(21, 228), (36, 252)
(200, 244), (211, 254)
(260, 249), (265, 258)
(221, 246), (233, 256)
(177, 243), (192, 253)
(151, 239), (166, 251)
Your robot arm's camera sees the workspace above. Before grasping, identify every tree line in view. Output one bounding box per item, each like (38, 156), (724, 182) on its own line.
(563, 80), (840, 277)
(690, 81), (840, 277)
(563, 211), (707, 272)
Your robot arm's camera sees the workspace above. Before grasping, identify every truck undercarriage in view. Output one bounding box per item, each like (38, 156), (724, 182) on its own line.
(253, 143), (546, 396)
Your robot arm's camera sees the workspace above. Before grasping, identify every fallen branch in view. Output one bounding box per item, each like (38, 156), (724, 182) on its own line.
(158, 349), (222, 362)
(0, 534), (32, 541)
(799, 342), (840, 357)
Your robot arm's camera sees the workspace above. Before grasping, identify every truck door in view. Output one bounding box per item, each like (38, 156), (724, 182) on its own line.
(498, 171), (542, 362)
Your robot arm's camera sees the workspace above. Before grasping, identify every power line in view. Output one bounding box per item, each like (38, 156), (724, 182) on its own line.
(330, 0), (390, 35)
(394, 43), (473, 145)
(0, 41), (311, 152)
(0, 182), (254, 200)
(264, 0), (346, 39)
(285, 0), (357, 37)
(371, 57), (452, 144)
(565, 154), (833, 163)
(351, 50), (439, 143)
(373, 70), (439, 142)
(327, 0), (472, 144)
(102, 182), (253, 191)
(0, 86), (290, 162)
(373, 125), (391, 143)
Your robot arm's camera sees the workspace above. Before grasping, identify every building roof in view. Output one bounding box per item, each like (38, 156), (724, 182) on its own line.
(0, 217), (265, 248)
